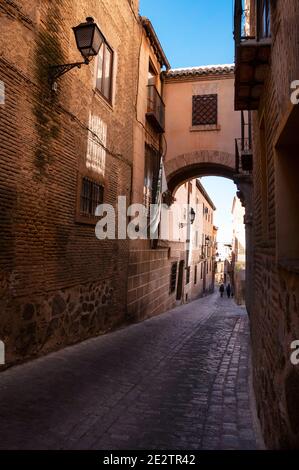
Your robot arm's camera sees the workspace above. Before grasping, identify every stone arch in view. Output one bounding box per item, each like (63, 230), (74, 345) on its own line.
(164, 150), (236, 194)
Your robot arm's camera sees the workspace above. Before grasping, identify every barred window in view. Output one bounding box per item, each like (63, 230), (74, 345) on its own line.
(170, 262), (178, 293)
(192, 94), (218, 126)
(80, 177), (104, 217)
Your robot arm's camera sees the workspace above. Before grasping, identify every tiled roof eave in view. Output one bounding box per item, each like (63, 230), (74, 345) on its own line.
(165, 65), (235, 79)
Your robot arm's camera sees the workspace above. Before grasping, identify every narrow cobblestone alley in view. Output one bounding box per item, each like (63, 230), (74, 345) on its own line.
(0, 294), (262, 450)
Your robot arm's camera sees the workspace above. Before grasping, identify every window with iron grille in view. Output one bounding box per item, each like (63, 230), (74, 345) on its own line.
(192, 94), (218, 126)
(170, 262), (178, 294)
(80, 177), (104, 217)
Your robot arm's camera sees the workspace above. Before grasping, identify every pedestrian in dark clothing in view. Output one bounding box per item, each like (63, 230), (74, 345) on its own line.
(226, 283), (231, 298)
(219, 284), (225, 298)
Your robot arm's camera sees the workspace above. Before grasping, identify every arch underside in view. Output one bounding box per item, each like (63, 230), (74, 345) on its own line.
(164, 150), (237, 193)
(167, 162), (236, 194)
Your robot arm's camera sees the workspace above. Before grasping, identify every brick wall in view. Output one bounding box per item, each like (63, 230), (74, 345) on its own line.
(0, 0), (139, 365)
(249, 0), (299, 449)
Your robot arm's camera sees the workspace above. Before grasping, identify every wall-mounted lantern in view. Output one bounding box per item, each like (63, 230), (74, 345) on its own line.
(179, 207), (196, 228)
(49, 17), (104, 86)
(190, 207), (196, 225)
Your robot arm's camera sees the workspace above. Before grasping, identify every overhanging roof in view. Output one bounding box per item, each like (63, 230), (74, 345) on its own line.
(140, 17), (171, 70)
(166, 64), (235, 80)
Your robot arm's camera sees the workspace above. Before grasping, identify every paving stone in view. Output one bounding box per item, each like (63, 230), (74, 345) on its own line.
(0, 293), (261, 450)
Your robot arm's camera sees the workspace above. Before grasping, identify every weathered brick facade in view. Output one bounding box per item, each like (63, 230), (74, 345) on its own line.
(235, 0), (299, 449)
(0, 0), (139, 365)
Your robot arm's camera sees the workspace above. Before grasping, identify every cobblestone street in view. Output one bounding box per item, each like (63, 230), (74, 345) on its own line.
(0, 293), (262, 450)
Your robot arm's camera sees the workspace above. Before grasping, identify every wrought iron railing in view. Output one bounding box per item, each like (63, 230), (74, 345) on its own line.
(234, 0), (271, 45)
(235, 110), (253, 173)
(146, 85), (165, 133)
(234, 0), (252, 45)
(235, 138), (253, 173)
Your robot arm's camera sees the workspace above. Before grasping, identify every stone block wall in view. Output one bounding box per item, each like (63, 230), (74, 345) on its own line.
(127, 241), (186, 321)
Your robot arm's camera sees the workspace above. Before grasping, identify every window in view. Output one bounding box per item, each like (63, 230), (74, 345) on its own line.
(186, 266), (191, 285)
(143, 144), (161, 210)
(258, 0), (271, 39)
(80, 177), (104, 217)
(192, 94), (217, 126)
(200, 263), (203, 280)
(170, 262), (178, 294)
(148, 61), (157, 86)
(96, 42), (113, 102)
(194, 265), (197, 285)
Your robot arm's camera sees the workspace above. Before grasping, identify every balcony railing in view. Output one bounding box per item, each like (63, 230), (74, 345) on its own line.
(234, 0), (271, 110)
(235, 110), (253, 174)
(146, 85), (165, 133)
(234, 0), (271, 45)
(235, 138), (253, 174)
(234, 0), (254, 45)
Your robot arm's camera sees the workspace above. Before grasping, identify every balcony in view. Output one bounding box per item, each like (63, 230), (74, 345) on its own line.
(235, 138), (253, 174)
(235, 111), (253, 174)
(146, 85), (165, 133)
(234, 0), (271, 110)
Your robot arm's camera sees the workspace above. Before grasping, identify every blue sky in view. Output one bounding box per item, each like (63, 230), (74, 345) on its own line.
(139, 0), (235, 68)
(140, 0), (238, 243)
(201, 177), (236, 244)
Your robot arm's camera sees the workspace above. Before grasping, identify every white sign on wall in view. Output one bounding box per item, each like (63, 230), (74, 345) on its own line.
(0, 340), (4, 365)
(0, 81), (5, 105)
(86, 113), (107, 176)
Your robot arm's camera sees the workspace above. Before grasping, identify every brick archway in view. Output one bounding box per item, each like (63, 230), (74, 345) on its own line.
(164, 150), (236, 194)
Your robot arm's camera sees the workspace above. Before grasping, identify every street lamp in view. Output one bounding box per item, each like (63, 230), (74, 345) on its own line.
(179, 207), (196, 228)
(49, 17), (104, 85)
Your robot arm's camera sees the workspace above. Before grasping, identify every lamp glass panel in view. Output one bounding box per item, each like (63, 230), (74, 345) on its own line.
(75, 25), (93, 50)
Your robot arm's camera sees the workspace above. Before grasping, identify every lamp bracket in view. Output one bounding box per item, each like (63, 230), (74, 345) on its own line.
(49, 58), (89, 82)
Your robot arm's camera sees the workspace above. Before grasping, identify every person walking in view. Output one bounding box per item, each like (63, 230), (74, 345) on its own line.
(219, 283), (225, 298)
(226, 283), (231, 298)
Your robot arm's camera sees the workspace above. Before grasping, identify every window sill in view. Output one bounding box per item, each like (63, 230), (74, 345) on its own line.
(75, 214), (98, 226)
(93, 88), (114, 111)
(190, 124), (221, 132)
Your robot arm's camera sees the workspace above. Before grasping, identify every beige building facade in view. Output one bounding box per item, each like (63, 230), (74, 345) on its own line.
(231, 196), (246, 304)
(172, 179), (216, 303)
(163, 65), (241, 195)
